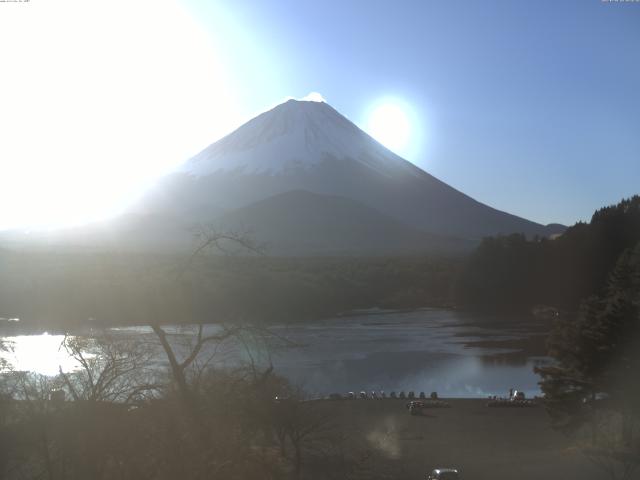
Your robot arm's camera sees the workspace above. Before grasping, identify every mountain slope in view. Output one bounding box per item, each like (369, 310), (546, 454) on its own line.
(214, 190), (471, 255)
(139, 99), (564, 242)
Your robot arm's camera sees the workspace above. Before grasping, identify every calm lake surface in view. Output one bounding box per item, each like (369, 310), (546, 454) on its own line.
(0, 309), (550, 398)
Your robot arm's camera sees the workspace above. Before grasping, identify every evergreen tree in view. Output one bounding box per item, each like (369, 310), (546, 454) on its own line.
(535, 243), (640, 477)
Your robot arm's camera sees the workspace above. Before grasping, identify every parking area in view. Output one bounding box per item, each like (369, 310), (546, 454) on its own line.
(317, 398), (601, 480)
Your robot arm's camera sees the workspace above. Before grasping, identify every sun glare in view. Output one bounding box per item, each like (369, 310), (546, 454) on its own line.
(0, 0), (241, 230)
(366, 101), (412, 155)
(0, 334), (82, 376)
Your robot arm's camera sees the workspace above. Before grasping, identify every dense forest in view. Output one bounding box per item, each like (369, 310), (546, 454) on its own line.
(456, 196), (640, 313)
(0, 251), (459, 330)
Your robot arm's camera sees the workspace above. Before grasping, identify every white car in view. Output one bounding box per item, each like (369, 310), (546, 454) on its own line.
(427, 468), (460, 480)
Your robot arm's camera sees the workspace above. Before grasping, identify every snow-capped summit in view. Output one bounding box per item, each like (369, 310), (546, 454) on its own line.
(183, 99), (420, 177)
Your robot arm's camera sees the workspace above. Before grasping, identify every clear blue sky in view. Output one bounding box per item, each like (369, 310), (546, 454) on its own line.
(183, 0), (640, 226)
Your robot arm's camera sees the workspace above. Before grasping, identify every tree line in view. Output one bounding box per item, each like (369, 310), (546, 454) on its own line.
(455, 196), (640, 313)
(0, 251), (459, 330)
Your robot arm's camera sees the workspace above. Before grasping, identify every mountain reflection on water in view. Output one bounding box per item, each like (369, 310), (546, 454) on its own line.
(0, 309), (550, 398)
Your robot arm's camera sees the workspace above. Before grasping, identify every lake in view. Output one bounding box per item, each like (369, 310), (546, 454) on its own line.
(0, 308), (550, 398)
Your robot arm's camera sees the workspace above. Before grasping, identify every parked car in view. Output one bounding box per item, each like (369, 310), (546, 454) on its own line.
(406, 400), (426, 415)
(427, 468), (459, 479)
(511, 390), (525, 401)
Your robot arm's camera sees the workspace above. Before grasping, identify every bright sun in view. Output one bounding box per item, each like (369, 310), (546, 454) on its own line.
(366, 101), (412, 155)
(0, 0), (241, 230)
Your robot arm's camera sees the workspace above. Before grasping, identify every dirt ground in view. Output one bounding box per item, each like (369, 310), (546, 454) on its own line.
(317, 398), (601, 480)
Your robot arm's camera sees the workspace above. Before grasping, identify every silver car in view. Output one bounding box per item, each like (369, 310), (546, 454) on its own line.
(427, 468), (460, 480)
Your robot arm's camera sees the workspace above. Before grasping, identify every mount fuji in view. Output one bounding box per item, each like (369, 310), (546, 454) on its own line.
(135, 98), (563, 254)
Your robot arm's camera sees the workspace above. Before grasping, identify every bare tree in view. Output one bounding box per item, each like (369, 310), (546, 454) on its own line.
(180, 226), (263, 277)
(57, 332), (161, 404)
(0, 333), (162, 480)
(271, 392), (333, 480)
(152, 228), (265, 402)
(151, 323), (242, 410)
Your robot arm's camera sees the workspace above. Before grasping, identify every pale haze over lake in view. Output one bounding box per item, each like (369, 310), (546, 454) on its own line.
(1, 309), (549, 398)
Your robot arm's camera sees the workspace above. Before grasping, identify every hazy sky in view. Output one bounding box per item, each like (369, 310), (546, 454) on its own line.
(0, 0), (638, 228)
